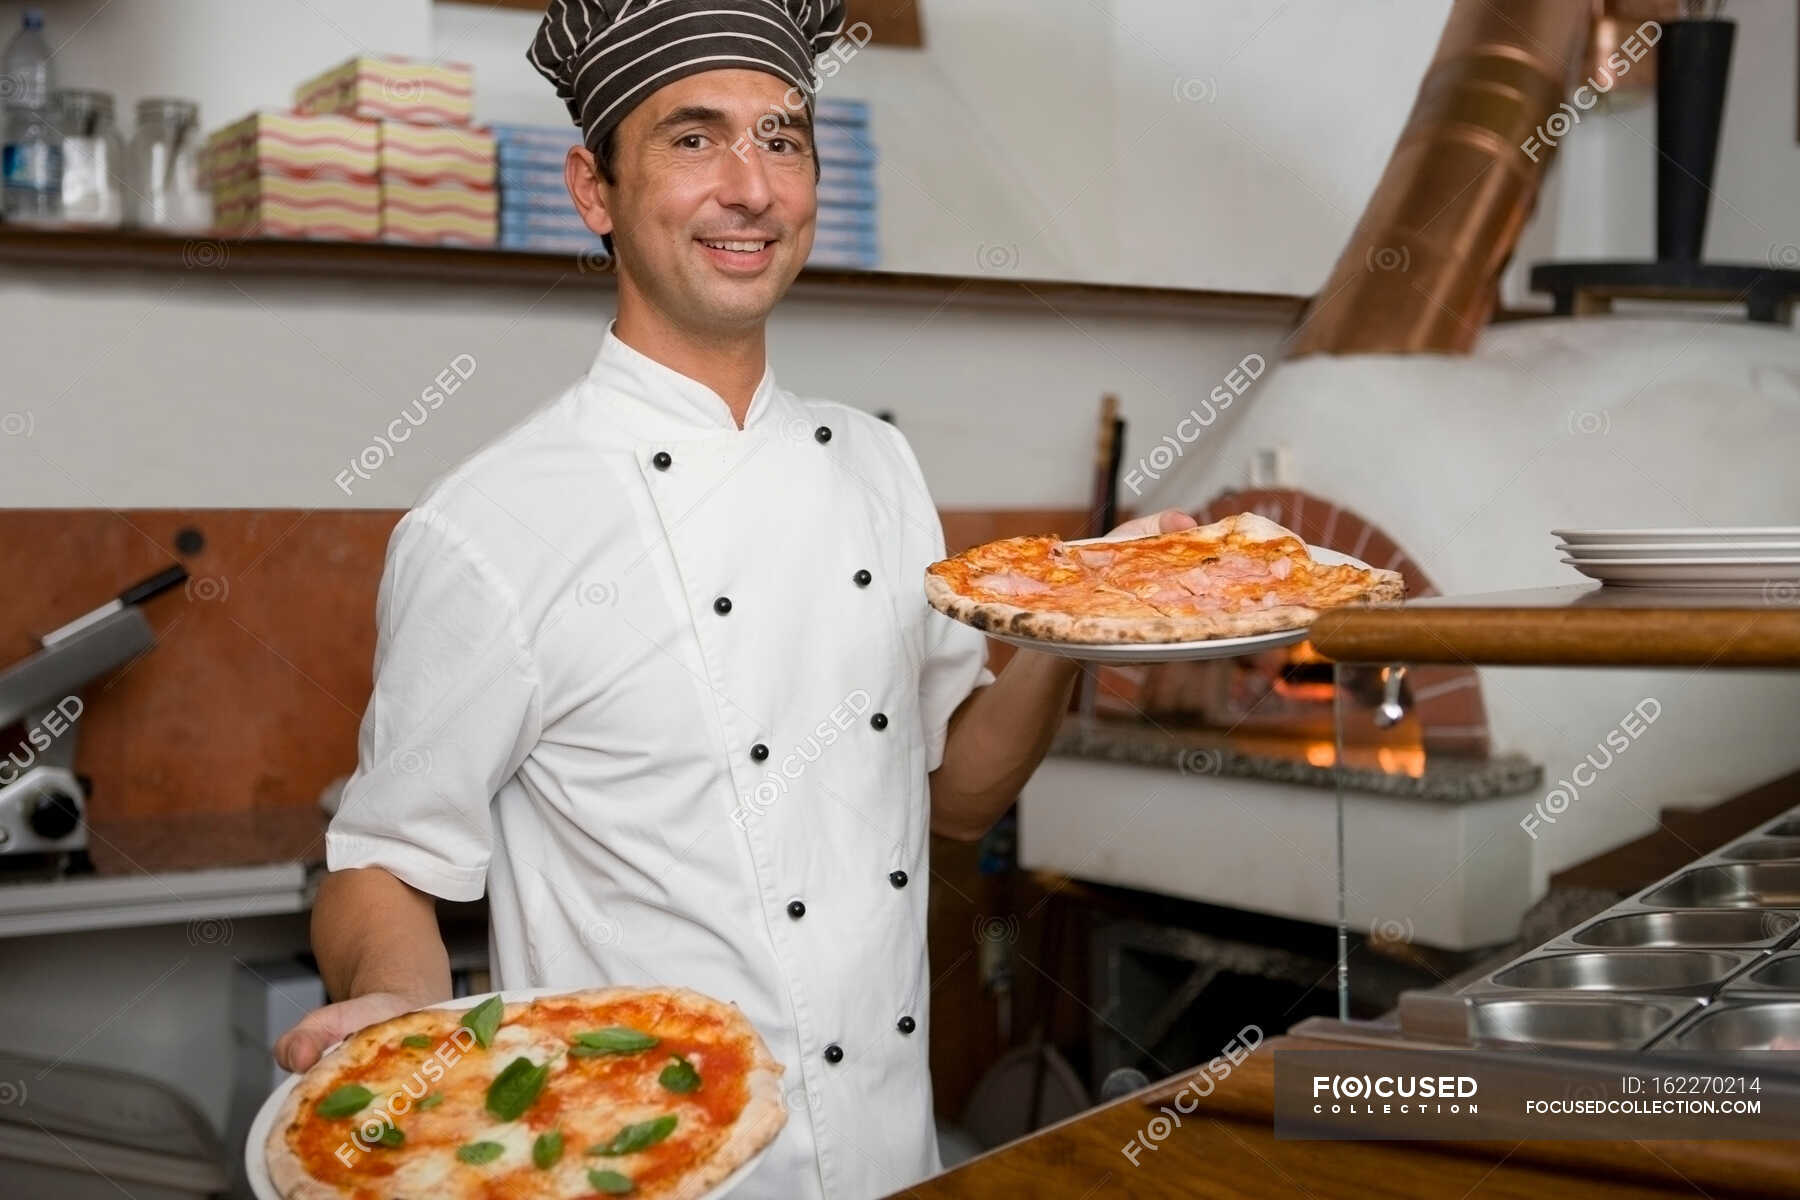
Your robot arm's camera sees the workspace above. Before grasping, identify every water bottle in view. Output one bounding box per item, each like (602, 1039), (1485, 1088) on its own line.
(2, 9), (59, 221)
(1, 8), (52, 108)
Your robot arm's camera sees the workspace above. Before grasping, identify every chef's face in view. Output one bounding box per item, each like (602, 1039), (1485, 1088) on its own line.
(573, 70), (818, 334)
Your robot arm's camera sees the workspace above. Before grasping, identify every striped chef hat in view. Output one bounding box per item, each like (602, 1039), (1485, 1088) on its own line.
(528, 0), (849, 152)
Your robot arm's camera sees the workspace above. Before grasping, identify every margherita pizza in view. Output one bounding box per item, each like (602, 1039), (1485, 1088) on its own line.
(926, 512), (1404, 644)
(266, 986), (783, 1200)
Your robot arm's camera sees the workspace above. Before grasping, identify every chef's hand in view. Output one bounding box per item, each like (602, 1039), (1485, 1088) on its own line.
(273, 991), (417, 1073)
(1102, 508), (1198, 540)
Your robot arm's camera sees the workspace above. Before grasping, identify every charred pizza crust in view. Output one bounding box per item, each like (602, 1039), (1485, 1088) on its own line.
(267, 985), (784, 1200)
(925, 513), (1404, 645)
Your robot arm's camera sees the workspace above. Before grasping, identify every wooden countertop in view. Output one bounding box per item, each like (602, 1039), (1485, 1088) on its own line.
(1310, 585), (1800, 668)
(906, 1035), (1799, 1198)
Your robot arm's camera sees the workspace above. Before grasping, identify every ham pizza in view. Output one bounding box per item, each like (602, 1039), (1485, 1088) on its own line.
(925, 513), (1404, 644)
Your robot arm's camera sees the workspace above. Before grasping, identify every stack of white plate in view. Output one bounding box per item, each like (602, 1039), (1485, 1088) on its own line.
(1554, 528), (1800, 588)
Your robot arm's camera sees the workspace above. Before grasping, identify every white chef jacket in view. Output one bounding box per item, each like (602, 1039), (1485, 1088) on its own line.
(325, 322), (993, 1200)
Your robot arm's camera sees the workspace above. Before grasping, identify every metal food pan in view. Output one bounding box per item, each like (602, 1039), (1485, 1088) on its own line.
(1557, 909), (1800, 951)
(1476, 949), (1758, 997)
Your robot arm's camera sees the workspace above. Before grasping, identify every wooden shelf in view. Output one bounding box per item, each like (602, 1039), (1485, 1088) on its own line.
(1310, 584), (1800, 669)
(0, 226), (1306, 321)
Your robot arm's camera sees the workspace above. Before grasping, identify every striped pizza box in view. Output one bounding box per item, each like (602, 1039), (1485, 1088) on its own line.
(379, 121), (495, 188)
(201, 111), (377, 186)
(211, 173), (381, 241)
(489, 123), (583, 149)
(498, 163), (570, 193)
(381, 177), (497, 245)
(295, 55), (474, 127)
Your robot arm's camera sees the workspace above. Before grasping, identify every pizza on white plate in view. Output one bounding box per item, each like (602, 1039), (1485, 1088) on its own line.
(266, 986), (783, 1199)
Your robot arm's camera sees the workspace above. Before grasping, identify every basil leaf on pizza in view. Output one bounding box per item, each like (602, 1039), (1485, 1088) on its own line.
(313, 1084), (372, 1118)
(459, 994), (505, 1048)
(401, 1033), (432, 1049)
(486, 1055), (551, 1121)
(659, 1054), (701, 1093)
(456, 1141), (505, 1164)
(264, 987), (783, 1198)
(570, 1026), (659, 1054)
(588, 1113), (677, 1156)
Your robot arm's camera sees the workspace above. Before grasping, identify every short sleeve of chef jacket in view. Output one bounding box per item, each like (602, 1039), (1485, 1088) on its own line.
(883, 423), (996, 772)
(324, 509), (541, 902)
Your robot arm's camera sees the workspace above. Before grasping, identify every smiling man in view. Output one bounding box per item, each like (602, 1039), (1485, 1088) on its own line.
(273, 2), (1192, 1197)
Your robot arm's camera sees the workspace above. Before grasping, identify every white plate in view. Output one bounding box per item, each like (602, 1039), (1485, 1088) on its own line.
(1554, 527), (1800, 546)
(1561, 556), (1800, 588)
(969, 541), (1374, 664)
(1556, 542), (1800, 560)
(247, 987), (777, 1200)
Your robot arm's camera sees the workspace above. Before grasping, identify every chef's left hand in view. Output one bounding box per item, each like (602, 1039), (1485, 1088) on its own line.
(1102, 508), (1198, 541)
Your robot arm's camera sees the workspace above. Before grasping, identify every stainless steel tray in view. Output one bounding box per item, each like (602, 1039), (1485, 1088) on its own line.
(1716, 837), (1800, 862)
(1474, 949), (1760, 997)
(1653, 999), (1800, 1053)
(1399, 989), (1697, 1050)
(1720, 951), (1800, 995)
(1556, 908), (1800, 950)
(1639, 863), (1800, 909)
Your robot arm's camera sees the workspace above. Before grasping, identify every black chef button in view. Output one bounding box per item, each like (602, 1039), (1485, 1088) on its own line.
(751, 743), (769, 762)
(713, 596), (732, 615)
(870, 712), (888, 731)
(889, 869), (908, 889)
(787, 899), (806, 919)
(823, 1042), (844, 1064)
(896, 1016), (916, 1035)
(853, 569), (872, 587)
(652, 450), (672, 470)
(814, 426), (832, 444)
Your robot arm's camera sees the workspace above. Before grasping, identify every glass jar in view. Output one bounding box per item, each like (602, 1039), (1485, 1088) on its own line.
(127, 97), (210, 231)
(53, 88), (124, 226)
(2, 103), (61, 222)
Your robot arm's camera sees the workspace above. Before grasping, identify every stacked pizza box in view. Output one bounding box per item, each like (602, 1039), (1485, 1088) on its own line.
(201, 56), (498, 246)
(809, 98), (878, 270)
(293, 56), (496, 247)
(202, 111), (380, 240)
(491, 123), (608, 256)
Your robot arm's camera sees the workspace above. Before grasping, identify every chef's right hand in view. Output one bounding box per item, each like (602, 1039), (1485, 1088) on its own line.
(273, 991), (416, 1073)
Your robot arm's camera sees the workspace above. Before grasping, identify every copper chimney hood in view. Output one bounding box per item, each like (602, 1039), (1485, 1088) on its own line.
(1287, 0), (1594, 357)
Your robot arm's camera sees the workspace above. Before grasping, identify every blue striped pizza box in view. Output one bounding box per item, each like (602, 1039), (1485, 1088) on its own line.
(489, 123), (582, 148)
(817, 180), (877, 208)
(499, 163), (572, 191)
(500, 209), (592, 235)
(500, 229), (608, 253)
(816, 206), (876, 234)
(815, 98), (870, 127)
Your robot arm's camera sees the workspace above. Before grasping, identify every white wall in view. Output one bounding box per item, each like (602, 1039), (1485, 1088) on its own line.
(0, 263), (1288, 508)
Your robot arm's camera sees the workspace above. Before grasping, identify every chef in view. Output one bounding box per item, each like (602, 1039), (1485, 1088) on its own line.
(274, 2), (1194, 1196)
